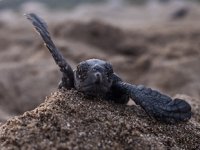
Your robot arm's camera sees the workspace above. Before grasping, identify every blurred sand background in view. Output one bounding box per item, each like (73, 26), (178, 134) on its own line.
(0, 0), (200, 123)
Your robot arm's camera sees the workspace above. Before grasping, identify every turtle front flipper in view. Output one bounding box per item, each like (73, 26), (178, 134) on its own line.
(25, 13), (74, 89)
(114, 82), (192, 124)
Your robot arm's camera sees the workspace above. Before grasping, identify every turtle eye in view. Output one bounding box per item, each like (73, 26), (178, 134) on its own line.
(76, 62), (89, 80)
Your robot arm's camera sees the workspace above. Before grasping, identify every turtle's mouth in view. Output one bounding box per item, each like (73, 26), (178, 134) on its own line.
(79, 84), (110, 97)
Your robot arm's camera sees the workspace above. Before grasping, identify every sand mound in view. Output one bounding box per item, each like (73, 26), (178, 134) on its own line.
(0, 89), (199, 149)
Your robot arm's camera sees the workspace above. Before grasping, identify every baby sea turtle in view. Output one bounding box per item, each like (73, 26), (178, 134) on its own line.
(25, 13), (192, 124)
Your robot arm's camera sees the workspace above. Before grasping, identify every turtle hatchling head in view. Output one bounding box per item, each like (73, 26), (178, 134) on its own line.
(74, 59), (114, 97)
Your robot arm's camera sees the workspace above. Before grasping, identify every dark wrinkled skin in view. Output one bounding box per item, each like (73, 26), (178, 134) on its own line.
(26, 13), (192, 124)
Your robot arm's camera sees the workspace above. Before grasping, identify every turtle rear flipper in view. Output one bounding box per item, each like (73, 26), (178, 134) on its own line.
(25, 13), (74, 89)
